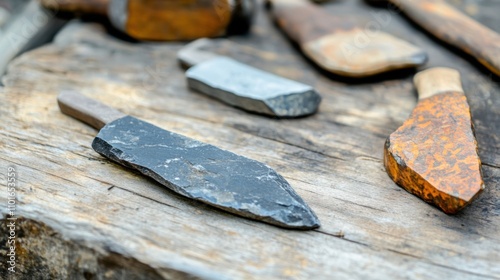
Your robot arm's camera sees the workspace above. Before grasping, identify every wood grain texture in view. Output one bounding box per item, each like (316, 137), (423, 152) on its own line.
(0, 0), (499, 278)
(58, 91), (126, 130)
(385, 0), (500, 76)
(269, 0), (427, 77)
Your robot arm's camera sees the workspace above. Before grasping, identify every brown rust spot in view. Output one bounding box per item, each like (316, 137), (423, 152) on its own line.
(384, 92), (484, 214)
(126, 0), (232, 41)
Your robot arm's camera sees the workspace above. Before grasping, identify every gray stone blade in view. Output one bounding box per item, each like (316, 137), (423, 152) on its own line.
(92, 116), (320, 229)
(186, 57), (321, 117)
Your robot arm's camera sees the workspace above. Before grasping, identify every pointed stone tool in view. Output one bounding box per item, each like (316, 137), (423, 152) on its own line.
(268, 0), (428, 77)
(178, 38), (322, 117)
(57, 91), (320, 229)
(366, 0), (500, 76)
(384, 68), (484, 214)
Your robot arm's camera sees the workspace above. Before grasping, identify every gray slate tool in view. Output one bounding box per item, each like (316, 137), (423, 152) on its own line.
(57, 91), (320, 229)
(178, 38), (322, 117)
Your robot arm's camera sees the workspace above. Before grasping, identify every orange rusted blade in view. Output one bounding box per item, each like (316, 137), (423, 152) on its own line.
(377, 0), (500, 77)
(384, 68), (484, 214)
(269, 0), (427, 77)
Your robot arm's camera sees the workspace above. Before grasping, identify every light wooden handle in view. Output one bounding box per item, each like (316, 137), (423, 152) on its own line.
(414, 67), (463, 100)
(39, 0), (109, 15)
(57, 91), (126, 130)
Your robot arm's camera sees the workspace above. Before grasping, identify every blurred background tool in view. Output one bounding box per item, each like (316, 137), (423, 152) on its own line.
(39, 0), (255, 41)
(267, 0), (427, 77)
(367, 0), (500, 76)
(178, 38), (322, 117)
(0, 0), (67, 77)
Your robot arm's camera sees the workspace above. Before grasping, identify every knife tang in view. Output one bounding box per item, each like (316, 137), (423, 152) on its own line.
(58, 91), (126, 130)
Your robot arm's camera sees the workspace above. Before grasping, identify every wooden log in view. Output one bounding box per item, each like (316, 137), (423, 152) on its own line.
(0, 0), (499, 278)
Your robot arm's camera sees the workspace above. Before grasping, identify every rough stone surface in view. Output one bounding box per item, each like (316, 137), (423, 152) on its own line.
(92, 116), (320, 229)
(384, 92), (484, 214)
(186, 57), (321, 117)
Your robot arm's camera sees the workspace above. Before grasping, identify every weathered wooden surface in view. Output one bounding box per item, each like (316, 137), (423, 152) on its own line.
(0, 0), (499, 279)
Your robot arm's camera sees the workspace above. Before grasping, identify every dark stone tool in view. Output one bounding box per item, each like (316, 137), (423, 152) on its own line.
(57, 91), (321, 229)
(178, 38), (322, 117)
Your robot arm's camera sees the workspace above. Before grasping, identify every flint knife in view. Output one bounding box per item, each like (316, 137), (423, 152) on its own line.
(268, 0), (428, 77)
(384, 67), (484, 214)
(366, 0), (500, 76)
(178, 38), (322, 117)
(57, 91), (320, 229)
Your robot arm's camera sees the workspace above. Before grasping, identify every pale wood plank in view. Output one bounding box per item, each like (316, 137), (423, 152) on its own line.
(0, 1), (499, 278)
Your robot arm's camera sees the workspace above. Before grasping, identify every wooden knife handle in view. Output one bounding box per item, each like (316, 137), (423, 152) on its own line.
(390, 0), (500, 76)
(414, 67), (464, 100)
(269, 0), (355, 43)
(57, 91), (126, 130)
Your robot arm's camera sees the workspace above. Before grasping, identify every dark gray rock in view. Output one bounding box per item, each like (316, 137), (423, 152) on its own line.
(92, 116), (320, 229)
(185, 57), (321, 117)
